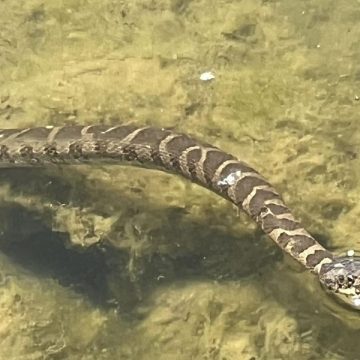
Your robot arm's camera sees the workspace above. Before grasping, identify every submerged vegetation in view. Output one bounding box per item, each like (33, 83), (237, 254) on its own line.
(1, 0), (360, 359)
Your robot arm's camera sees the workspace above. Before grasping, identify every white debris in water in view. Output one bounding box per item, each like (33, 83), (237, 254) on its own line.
(347, 249), (355, 257)
(199, 71), (215, 81)
(217, 170), (242, 187)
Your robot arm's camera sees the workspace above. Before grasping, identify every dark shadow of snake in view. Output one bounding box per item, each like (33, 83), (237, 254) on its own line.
(0, 167), (279, 307)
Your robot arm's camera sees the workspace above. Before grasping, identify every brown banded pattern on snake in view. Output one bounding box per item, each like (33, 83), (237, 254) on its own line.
(0, 124), (359, 310)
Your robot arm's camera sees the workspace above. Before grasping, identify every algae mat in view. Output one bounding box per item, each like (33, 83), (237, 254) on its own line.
(1, 0), (360, 359)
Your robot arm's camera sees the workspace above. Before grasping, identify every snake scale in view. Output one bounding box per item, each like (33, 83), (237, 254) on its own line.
(0, 123), (359, 310)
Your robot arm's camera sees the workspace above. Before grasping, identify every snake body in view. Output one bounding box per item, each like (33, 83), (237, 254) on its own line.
(0, 124), (359, 309)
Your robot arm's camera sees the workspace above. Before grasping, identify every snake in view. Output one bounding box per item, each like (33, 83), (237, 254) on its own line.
(0, 123), (359, 310)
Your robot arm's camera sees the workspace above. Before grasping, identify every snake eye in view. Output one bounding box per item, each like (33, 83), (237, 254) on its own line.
(347, 275), (354, 285)
(338, 275), (345, 284)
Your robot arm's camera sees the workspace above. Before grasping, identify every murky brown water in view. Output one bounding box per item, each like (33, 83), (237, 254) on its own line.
(1, 0), (360, 359)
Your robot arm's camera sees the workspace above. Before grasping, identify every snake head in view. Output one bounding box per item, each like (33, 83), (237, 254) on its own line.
(318, 255), (360, 310)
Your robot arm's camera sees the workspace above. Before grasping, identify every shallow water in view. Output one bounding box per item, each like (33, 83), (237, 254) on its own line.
(1, 0), (360, 359)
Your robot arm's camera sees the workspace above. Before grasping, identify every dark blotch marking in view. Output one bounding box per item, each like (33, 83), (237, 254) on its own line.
(51, 126), (83, 141)
(247, 189), (281, 217)
(0, 129), (26, 140)
(129, 127), (171, 147)
(202, 150), (234, 184)
(68, 142), (85, 159)
(88, 125), (117, 138)
(266, 203), (289, 215)
(150, 148), (164, 167)
(168, 154), (183, 174)
(163, 135), (198, 157)
(19, 145), (40, 164)
(288, 236), (317, 256)
(185, 148), (202, 181)
(122, 144), (139, 162)
(232, 176), (271, 205)
(276, 233), (316, 253)
(93, 125), (143, 141)
(276, 232), (292, 248)
(306, 250), (334, 269)
(19, 145), (34, 157)
(18, 127), (53, 141)
(150, 148), (183, 172)
(0, 128), (52, 142)
(261, 213), (301, 233)
(0, 144), (11, 161)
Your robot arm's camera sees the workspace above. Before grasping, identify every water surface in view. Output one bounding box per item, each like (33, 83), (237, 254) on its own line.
(1, 0), (360, 359)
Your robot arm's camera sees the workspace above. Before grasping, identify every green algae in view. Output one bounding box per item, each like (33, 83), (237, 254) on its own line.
(1, 0), (360, 359)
